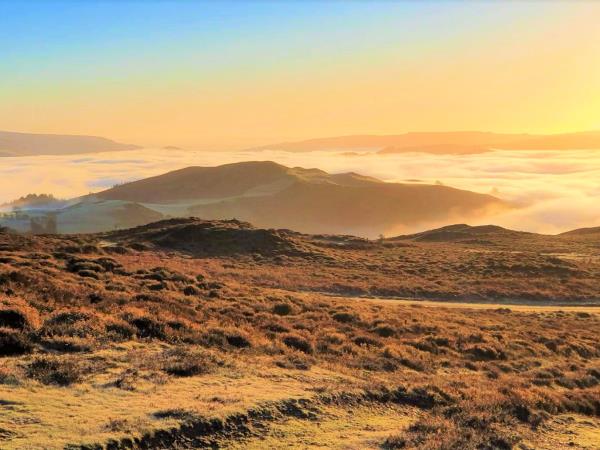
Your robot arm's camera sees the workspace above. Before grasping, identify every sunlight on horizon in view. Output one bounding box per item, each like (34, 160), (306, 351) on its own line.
(1, 2), (600, 147)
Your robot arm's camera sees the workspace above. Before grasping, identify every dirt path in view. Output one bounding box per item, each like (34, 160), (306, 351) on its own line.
(323, 295), (600, 313)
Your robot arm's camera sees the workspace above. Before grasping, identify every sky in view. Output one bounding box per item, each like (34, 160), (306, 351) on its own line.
(2, 1), (600, 148)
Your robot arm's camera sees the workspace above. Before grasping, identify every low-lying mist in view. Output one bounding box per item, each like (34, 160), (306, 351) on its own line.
(1, 148), (599, 235)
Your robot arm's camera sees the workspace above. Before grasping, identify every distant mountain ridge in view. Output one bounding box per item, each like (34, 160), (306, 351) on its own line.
(0, 130), (140, 156)
(253, 131), (600, 154)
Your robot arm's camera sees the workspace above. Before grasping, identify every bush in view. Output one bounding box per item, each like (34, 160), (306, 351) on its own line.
(272, 303), (293, 316)
(183, 285), (200, 296)
(0, 308), (35, 330)
(41, 336), (93, 353)
(372, 325), (395, 338)
(0, 328), (33, 356)
(275, 354), (314, 370)
(25, 356), (90, 386)
(465, 345), (506, 361)
(40, 310), (101, 339)
(332, 312), (357, 323)
(160, 347), (223, 377)
(0, 300), (40, 330)
(128, 316), (165, 340)
(201, 327), (252, 349)
(381, 434), (406, 449)
(262, 321), (290, 333)
(353, 335), (383, 348)
(225, 331), (252, 348)
(45, 310), (91, 327)
(105, 321), (136, 341)
(282, 334), (313, 354)
(0, 367), (19, 385)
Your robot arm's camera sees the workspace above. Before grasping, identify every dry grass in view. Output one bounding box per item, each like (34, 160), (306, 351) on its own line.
(0, 223), (599, 448)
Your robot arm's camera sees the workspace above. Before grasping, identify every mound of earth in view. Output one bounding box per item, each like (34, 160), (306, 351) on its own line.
(560, 226), (600, 239)
(391, 224), (532, 243)
(106, 217), (319, 257)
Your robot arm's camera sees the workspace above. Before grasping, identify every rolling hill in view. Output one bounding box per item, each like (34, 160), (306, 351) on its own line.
(0, 130), (139, 156)
(1, 218), (599, 448)
(96, 161), (507, 236)
(389, 223), (533, 243)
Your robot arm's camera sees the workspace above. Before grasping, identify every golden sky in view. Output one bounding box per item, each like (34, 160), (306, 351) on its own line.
(1, 2), (600, 148)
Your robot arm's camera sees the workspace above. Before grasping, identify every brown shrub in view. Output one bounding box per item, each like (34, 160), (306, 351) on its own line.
(353, 335), (383, 348)
(465, 345), (506, 361)
(275, 353), (314, 370)
(0, 366), (19, 385)
(104, 320), (136, 341)
(0, 328), (34, 356)
(261, 320), (290, 333)
(272, 302), (294, 316)
(331, 312), (358, 323)
(183, 285), (200, 296)
(160, 347), (224, 377)
(0, 299), (40, 330)
(125, 314), (166, 340)
(200, 326), (253, 349)
(282, 333), (313, 354)
(225, 331), (252, 348)
(372, 325), (396, 338)
(25, 355), (96, 386)
(41, 336), (94, 353)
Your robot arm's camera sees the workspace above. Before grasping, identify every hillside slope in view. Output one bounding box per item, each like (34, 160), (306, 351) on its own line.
(189, 180), (504, 235)
(0, 222), (599, 449)
(97, 161), (506, 236)
(100, 218), (600, 303)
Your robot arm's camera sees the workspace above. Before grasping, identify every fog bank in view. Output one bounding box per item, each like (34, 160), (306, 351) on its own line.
(1, 148), (599, 235)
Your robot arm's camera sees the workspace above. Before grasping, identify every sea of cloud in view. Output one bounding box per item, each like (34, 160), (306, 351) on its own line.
(1, 148), (599, 234)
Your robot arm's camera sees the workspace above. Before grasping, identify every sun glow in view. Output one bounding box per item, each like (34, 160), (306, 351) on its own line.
(1, 2), (600, 148)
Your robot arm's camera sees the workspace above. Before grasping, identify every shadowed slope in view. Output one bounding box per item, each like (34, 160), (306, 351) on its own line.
(97, 161), (506, 236)
(189, 181), (505, 235)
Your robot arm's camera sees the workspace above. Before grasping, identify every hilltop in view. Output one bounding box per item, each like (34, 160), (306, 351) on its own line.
(107, 218), (323, 258)
(560, 226), (600, 238)
(390, 223), (534, 243)
(95, 161), (505, 236)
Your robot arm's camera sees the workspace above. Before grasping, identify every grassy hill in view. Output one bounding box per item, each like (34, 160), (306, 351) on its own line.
(97, 161), (506, 236)
(0, 220), (599, 448)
